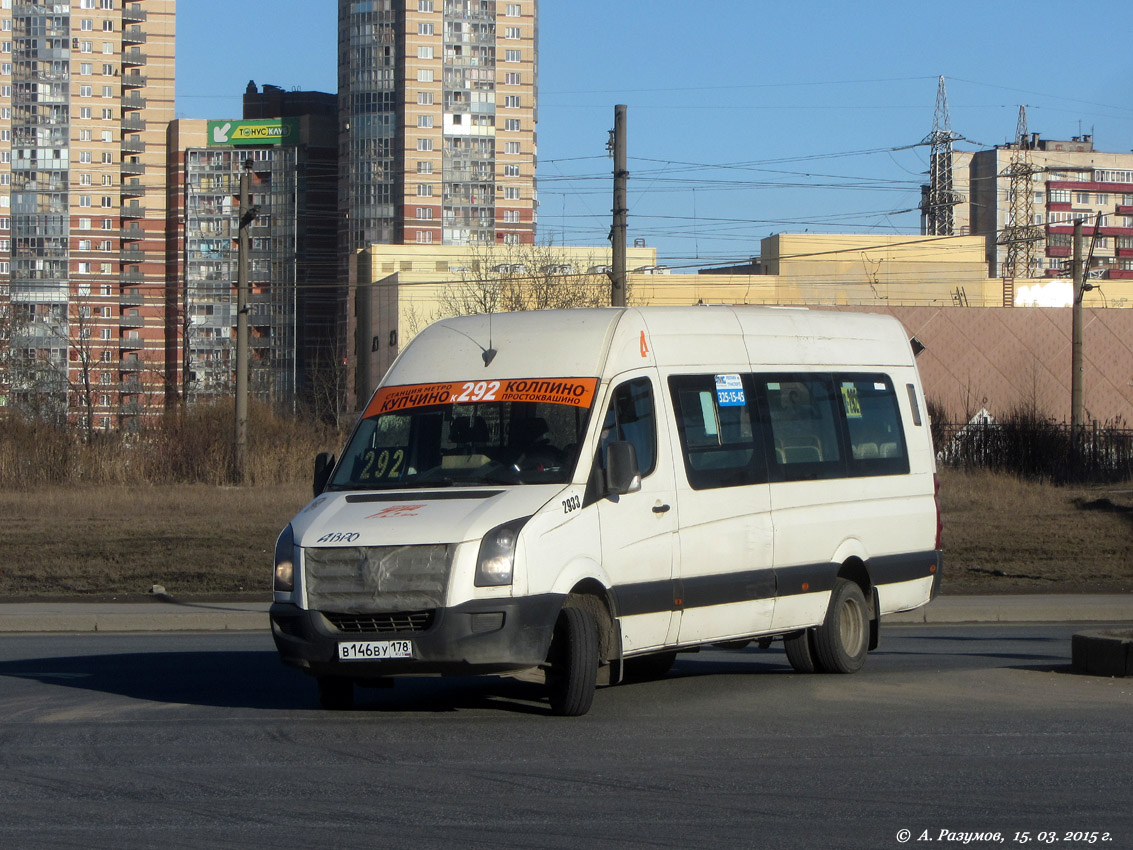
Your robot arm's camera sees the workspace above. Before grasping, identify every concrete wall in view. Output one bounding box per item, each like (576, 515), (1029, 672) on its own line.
(833, 305), (1133, 424)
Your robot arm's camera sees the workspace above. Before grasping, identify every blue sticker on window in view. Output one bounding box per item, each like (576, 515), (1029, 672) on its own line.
(715, 373), (746, 407)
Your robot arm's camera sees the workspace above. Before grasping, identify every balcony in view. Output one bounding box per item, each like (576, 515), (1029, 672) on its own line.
(1117, 205), (1133, 216)
(119, 314), (145, 329)
(119, 378), (143, 394)
(121, 225), (146, 242)
(120, 160), (146, 176)
(123, 4), (147, 23)
(1046, 246), (1071, 258)
(120, 269), (145, 285)
(119, 335), (144, 350)
(119, 357), (145, 372)
(122, 49), (147, 67)
(121, 93), (147, 111)
(122, 27), (147, 45)
(121, 202), (146, 219)
(121, 179), (146, 198)
(120, 247), (145, 263)
(122, 73), (147, 89)
(121, 115), (146, 132)
(119, 290), (144, 307)
(121, 136), (146, 154)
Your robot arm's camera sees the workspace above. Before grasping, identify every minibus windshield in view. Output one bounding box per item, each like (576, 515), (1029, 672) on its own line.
(329, 378), (598, 490)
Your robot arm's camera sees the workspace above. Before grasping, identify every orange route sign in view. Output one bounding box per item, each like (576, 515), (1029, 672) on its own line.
(364, 377), (599, 417)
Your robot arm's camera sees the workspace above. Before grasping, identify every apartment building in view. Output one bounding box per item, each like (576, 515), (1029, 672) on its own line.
(165, 104), (338, 412)
(962, 135), (1133, 282)
(338, 0), (538, 254)
(0, 0), (174, 429)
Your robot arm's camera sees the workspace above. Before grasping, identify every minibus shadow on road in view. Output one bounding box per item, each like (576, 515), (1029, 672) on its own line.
(0, 651), (576, 715)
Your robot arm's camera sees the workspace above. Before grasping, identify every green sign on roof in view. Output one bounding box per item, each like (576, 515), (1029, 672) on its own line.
(207, 119), (298, 147)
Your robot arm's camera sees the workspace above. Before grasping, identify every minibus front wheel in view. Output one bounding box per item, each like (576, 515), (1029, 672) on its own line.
(545, 605), (599, 716)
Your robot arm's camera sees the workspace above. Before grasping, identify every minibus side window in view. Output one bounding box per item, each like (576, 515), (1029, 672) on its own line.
(762, 374), (846, 481)
(668, 374), (768, 490)
(837, 374), (910, 477)
(597, 378), (657, 477)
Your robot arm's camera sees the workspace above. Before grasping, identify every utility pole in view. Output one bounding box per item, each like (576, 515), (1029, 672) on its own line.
(1071, 219), (1084, 434)
(609, 104), (628, 307)
(234, 160), (256, 485)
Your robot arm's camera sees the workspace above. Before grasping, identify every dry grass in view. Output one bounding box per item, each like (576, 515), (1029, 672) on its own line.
(1, 469), (1130, 599)
(939, 468), (1133, 594)
(0, 483), (309, 599)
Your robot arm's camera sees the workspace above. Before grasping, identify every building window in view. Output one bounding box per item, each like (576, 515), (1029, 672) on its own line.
(505, 72), (521, 85)
(504, 164), (520, 177)
(504, 27), (521, 39)
(80, 85), (93, 97)
(417, 46), (433, 59)
(504, 95), (521, 108)
(417, 92), (434, 105)
(504, 119), (520, 131)
(416, 69), (434, 83)
(417, 161), (433, 174)
(416, 230), (433, 244)
(417, 184), (433, 197)
(504, 187), (521, 200)
(417, 138), (433, 151)
(418, 23), (434, 35)
(416, 208), (433, 220)
(417, 115), (434, 128)
(506, 3), (522, 15)
(505, 142), (521, 155)
(418, 0), (434, 10)
(505, 49), (521, 62)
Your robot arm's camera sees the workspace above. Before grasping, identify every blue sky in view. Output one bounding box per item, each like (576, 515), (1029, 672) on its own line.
(177, 0), (1133, 268)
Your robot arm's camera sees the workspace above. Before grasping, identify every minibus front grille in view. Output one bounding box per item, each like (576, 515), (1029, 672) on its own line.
(324, 610), (435, 634)
(304, 544), (452, 613)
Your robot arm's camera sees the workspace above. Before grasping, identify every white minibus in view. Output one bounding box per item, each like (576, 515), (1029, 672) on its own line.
(271, 306), (942, 715)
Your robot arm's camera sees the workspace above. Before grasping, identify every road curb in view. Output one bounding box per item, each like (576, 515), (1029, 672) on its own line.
(883, 594), (1133, 625)
(0, 602), (269, 634)
(0, 594), (1129, 634)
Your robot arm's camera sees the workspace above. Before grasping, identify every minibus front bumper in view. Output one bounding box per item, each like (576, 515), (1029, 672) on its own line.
(270, 595), (564, 679)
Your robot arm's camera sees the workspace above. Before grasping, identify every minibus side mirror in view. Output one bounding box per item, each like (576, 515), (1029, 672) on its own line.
(605, 441), (641, 496)
(313, 451), (336, 497)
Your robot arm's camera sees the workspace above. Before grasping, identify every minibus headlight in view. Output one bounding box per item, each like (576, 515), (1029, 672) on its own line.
(475, 517), (530, 587)
(274, 524), (296, 592)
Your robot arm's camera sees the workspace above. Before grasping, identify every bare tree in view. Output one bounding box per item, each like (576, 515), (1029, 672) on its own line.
(436, 242), (611, 320)
(307, 335), (349, 429)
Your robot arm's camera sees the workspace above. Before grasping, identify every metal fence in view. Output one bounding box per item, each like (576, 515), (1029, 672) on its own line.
(933, 420), (1133, 484)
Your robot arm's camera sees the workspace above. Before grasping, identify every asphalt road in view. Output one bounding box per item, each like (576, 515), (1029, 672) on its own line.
(0, 626), (1130, 850)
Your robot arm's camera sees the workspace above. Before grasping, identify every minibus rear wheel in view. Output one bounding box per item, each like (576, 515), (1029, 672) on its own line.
(783, 629), (819, 673)
(546, 605), (599, 716)
(813, 579), (869, 674)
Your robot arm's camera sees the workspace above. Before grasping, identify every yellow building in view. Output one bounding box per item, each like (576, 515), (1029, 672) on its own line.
(351, 233), (1128, 405)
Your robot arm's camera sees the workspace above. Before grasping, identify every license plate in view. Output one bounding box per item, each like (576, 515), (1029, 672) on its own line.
(338, 640), (413, 661)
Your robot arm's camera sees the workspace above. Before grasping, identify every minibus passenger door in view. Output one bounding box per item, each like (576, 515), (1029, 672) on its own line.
(667, 373), (776, 646)
(592, 374), (680, 654)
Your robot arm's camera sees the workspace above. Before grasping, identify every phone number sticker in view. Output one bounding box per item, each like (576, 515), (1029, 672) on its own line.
(715, 374), (746, 407)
